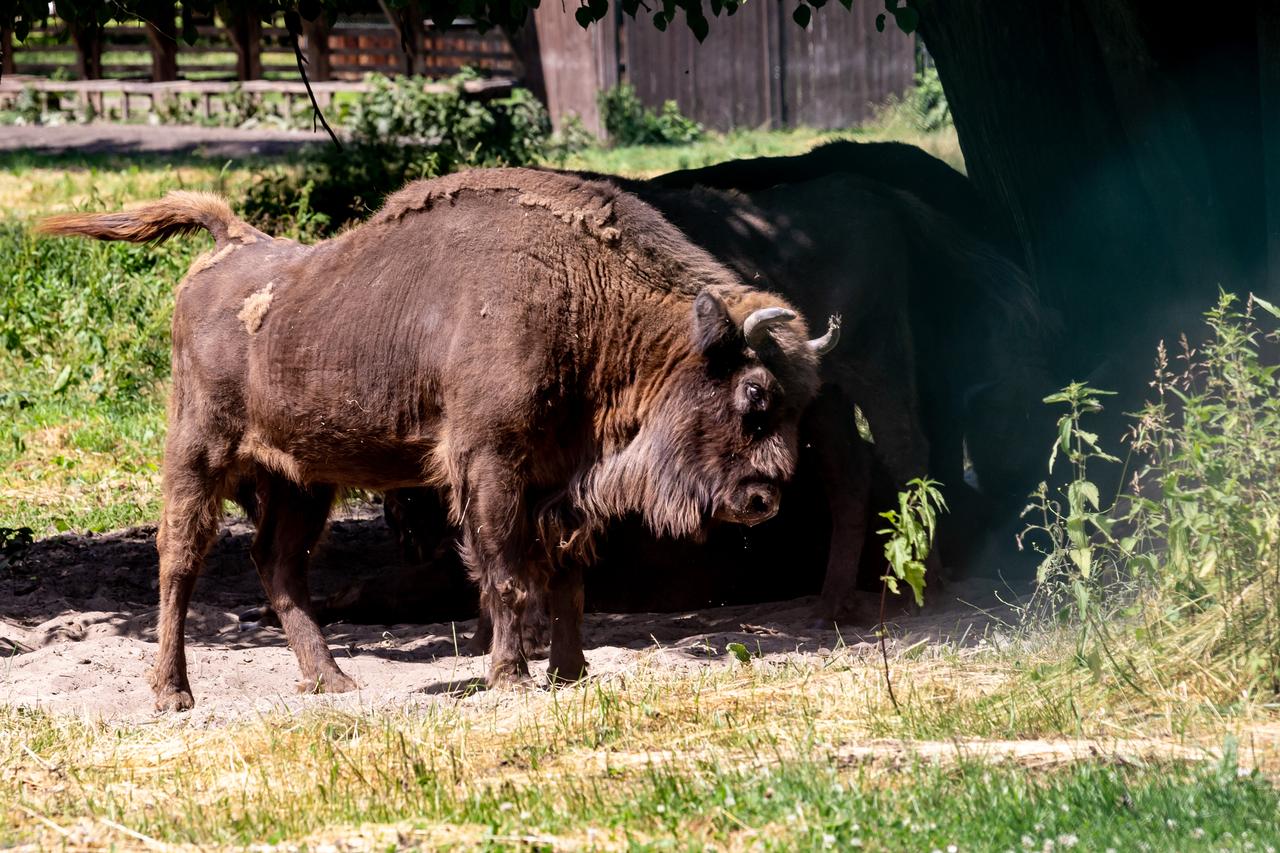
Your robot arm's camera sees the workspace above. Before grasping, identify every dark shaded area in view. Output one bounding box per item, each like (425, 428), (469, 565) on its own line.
(915, 0), (1278, 481)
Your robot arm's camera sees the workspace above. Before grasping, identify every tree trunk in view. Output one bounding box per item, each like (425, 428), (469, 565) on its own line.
(72, 21), (103, 79)
(504, 18), (546, 106)
(1260, 2), (1280, 297)
(225, 11), (262, 80)
(301, 14), (331, 82)
(1, 23), (15, 78)
(380, 0), (425, 77)
(915, 0), (1268, 395)
(147, 2), (179, 82)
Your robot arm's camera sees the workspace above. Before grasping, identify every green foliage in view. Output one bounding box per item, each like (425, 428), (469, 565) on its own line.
(598, 84), (704, 147)
(877, 477), (947, 607)
(904, 65), (951, 132)
(0, 221), (193, 405)
(1023, 291), (1280, 697)
(545, 113), (597, 164)
(1018, 382), (1130, 626)
(242, 72), (551, 237)
(1125, 291), (1280, 692)
(875, 65), (952, 134)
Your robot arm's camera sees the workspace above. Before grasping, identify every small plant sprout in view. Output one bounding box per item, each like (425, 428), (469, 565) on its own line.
(878, 476), (947, 608)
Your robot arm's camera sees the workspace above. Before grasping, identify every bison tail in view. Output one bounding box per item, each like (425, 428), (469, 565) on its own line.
(36, 191), (262, 248)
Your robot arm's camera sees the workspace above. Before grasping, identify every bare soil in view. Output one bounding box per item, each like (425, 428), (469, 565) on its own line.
(0, 503), (1008, 725)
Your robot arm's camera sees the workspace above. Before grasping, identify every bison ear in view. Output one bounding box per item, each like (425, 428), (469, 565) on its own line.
(692, 289), (738, 355)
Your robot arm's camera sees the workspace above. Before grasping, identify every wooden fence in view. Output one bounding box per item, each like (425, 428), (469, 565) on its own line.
(4, 8), (516, 83)
(532, 0), (915, 133)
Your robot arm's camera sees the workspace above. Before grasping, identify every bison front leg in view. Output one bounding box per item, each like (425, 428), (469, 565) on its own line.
(547, 562), (587, 684)
(459, 464), (538, 688)
(250, 475), (356, 695)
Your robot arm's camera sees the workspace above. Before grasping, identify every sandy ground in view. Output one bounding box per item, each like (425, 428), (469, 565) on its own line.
(0, 503), (1008, 725)
(0, 123), (332, 158)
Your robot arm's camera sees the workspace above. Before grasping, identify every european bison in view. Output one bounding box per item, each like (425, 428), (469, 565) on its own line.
(39, 168), (838, 710)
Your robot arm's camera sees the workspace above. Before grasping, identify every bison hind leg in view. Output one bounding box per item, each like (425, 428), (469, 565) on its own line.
(249, 474), (357, 696)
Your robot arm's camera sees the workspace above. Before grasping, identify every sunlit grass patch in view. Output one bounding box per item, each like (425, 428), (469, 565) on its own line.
(2, 661), (1276, 851)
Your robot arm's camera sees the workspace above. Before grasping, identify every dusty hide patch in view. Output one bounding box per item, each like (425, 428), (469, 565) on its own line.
(237, 281), (276, 334)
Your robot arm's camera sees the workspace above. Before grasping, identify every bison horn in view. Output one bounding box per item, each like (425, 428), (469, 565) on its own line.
(743, 307), (797, 350)
(807, 314), (841, 355)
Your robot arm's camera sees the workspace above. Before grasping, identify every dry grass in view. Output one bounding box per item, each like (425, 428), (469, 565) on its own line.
(4, 639), (1278, 849)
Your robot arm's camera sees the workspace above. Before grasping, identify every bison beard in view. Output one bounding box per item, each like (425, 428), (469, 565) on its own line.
(37, 169), (836, 711)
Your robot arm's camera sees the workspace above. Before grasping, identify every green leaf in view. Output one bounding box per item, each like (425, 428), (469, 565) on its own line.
(875, 12), (886, 31)
(688, 11), (709, 40)
(892, 5), (918, 33)
(575, 5), (595, 27)
(793, 3), (811, 27)
(653, 10), (668, 29)
(51, 364), (72, 394)
(726, 642), (751, 663)
(1253, 294), (1280, 319)
(589, 0), (609, 18)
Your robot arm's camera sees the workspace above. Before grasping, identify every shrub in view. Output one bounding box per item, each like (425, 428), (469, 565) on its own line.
(875, 66), (952, 134)
(598, 83), (704, 147)
(242, 71), (552, 238)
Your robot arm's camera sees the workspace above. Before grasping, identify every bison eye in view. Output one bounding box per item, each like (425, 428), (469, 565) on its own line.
(744, 382), (768, 412)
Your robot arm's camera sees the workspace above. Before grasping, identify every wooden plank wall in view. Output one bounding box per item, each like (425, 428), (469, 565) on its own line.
(539, 0), (915, 132)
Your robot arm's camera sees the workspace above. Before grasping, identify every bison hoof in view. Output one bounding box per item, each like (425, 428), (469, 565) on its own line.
(296, 671), (358, 695)
(547, 657), (588, 686)
(154, 687), (195, 713)
(486, 664), (533, 689)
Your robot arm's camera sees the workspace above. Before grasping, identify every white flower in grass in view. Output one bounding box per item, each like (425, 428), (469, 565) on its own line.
(1057, 834), (1078, 848)
(724, 793), (736, 808)
(822, 834), (836, 848)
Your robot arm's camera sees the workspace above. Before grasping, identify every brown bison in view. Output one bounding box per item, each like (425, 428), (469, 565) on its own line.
(39, 167), (838, 710)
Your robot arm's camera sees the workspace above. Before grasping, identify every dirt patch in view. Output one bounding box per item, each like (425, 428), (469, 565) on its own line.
(0, 502), (1009, 724)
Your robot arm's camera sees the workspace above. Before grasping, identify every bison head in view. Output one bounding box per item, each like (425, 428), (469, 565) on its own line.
(564, 287), (838, 553)
(683, 288), (838, 529)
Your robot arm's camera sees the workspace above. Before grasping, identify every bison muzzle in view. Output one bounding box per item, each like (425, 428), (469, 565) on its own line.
(38, 168), (837, 711)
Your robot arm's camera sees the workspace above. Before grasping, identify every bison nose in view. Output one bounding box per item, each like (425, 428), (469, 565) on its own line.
(738, 482), (780, 526)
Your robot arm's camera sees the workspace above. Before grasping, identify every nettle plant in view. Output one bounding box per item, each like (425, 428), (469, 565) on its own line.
(1022, 291), (1280, 695)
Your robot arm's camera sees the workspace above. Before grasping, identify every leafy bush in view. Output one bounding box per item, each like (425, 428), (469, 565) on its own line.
(875, 66), (951, 134)
(1021, 291), (1280, 698)
(242, 71), (552, 238)
(598, 83), (704, 146)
